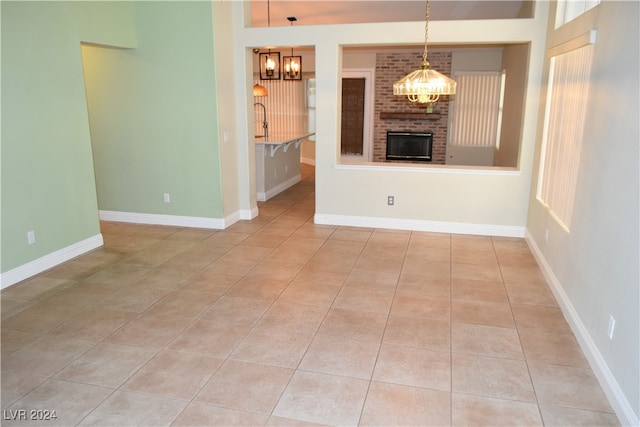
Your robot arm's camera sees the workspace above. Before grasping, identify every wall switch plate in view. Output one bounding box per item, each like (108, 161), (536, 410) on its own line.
(387, 196), (394, 206)
(163, 193), (171, 203)
(27, 230), (36, 245)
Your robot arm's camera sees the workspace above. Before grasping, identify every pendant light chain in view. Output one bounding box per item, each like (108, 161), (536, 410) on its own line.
(422, 0), (429, 64)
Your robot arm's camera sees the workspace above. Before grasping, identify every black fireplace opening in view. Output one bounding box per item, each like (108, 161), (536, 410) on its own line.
(386, 131), (433, 162)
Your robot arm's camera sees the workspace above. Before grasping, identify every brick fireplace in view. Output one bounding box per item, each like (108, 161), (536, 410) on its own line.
(374, 51), (452, 164)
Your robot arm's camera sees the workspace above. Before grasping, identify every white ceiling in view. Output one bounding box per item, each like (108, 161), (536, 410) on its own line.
(250, 1), (533, 27)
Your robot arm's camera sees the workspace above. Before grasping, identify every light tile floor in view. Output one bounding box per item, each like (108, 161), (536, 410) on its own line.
(1, 164), (619, 426)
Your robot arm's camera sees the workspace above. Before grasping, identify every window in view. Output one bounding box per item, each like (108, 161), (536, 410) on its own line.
(449, 71), (505, 148)
(556, 0), (601, 27)
(537, 32), (596, 231)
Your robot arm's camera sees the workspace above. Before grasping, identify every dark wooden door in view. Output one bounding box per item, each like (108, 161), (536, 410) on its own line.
(341, 78), (365, 155)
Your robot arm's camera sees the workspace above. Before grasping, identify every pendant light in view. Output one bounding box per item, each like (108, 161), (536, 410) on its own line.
(283, 17), (302, 80)
(393, 0), (456, 106)
(259, 0), (280, 80)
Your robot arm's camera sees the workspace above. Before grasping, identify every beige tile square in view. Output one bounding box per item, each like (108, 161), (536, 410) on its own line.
(361, 241), (408, 260)
(273, 371), (369, 426)
(85, 263), (151, 286)
(79, 390), (187, 426)
(1, 277), (76, 302)
(144, 290), (219, 318)
(167, 319), (250, 357)
(404, 244), (450, 263)
(451, 246), (498, 266)
(265, 415), (329, 426)
(317, 308), (387, 343)
(452, 393), (543, 426)
(277, 281), (340, 307)
(528, 362), (614, 412)
(390, 293), (450, 321)
(452, 353), (536, 402)
(2, 334), (95, 377)
(122, 350), (223, 400)
(299, 334), (379, 379)
(40, 281), (122, 307)
(400, 258), (450, 279)
(511, 304), (571, 333)
(329, 227), (373, 242)
(4, 379), (112, 427)
(225, 276), (289, 301)
(0, 298), (35, 321)
(1, 371), (48, 410)
(200, 295), (271, 326)
(172, 402), (269, 426)
(408, 231), (451, 249)
(373, 344), (450, 390)
(452, 323), (524, 360)
(105, 314), (192, 348)
(55, 342), (156, 387)
(343, 267), (399, 292)
(50, 308), (136, 341)
(383, 315), (450, 352)
(100, 285), (169, 313)
(360, 381), (451, 426)
(396, 274), (451, 298)
(178, 270), (240, 295)
(539, 404), (620, 426)
(452, 262), (503, 282)
(519, 329), (589, 367)
(332, 286), (394, 314)
(452, 299), (515, 328)
(129, 268), (192, 291)
(1, 329), (42, 358)
(257, 302), (328, 334)
(500, 264), (547, 286)
(505, 281), (559, 306)
(451, 278), (508, 303)
(354, 254), (404, 275)
(1, 302), (85, 333)
(230, 327), (313, 368)
(195, 360), (293, 413)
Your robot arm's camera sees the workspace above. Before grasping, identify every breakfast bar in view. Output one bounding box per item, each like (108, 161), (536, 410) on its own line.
(255, 132), (314, 201)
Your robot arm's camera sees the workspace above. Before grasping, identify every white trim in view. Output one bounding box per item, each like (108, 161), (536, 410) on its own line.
(0, 234), (104, 290)
(315, 213), (524, 237)
(256, 174), (301, 202)
(335, 162), (521, 176)
(239, 207), (259, 220)
(300, 156), (315, 166)
(99, 210), (227, 229)
(525, 229), (639, 427)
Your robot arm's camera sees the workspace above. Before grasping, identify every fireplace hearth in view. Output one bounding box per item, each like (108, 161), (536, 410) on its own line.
(386, 131), (433, 162)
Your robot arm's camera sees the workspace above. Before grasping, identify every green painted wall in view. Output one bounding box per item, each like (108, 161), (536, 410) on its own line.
(83, 1), (223, 219)
(1, 1), (136, 273)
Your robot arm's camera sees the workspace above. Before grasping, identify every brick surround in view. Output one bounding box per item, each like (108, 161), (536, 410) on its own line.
(374, 51), (452, 164)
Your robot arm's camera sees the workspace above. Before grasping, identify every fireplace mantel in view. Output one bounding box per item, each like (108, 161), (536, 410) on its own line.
(379, 112), (441, 120)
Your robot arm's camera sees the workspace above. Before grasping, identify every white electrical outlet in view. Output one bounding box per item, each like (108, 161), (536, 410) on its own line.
(164, 193), (171, 203)
(387, 195), (395, 206)
(607, 315), (616, 340)
(27, 230), (36, 245)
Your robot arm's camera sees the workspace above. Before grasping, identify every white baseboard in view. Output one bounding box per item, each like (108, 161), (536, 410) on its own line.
(525, 229), (638, 427)
(99, 210), (229, 229)
(257, 174), (301, 202)
(314, 213), (525, 237)
(300, 156), (316, 166)
(0, 234), (104, 290)
(238, 207), (259, 220)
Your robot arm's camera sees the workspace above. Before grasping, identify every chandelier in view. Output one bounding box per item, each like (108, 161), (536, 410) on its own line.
(393, 0), (456, 106)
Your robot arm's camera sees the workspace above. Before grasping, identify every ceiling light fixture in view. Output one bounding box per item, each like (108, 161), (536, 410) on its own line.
(283, 17), (302, 81)
(393, 0), (456, 107)
(259, 0), (280, 80)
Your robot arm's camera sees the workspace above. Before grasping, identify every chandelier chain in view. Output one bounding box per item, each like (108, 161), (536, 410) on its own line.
(422, 0), (430, 63)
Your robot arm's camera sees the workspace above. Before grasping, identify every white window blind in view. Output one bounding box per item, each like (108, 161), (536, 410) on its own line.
(556, 0), (600, 27)
(537, 38), (594, 231)
(449, 72), (504, 147)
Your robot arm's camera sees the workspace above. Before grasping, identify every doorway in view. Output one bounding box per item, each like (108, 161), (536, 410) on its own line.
(341, 69), (374, 162)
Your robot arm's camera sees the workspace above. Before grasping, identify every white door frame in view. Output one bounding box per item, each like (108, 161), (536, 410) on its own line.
(341, 68), (375, 162)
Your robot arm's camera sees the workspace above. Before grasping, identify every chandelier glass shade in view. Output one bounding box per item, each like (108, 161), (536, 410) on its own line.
(253, 83), (268, 97)
(393, 0), (455, 105)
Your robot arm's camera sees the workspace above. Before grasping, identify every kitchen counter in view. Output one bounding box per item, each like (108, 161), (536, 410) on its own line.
(255, 132), (315, 201)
